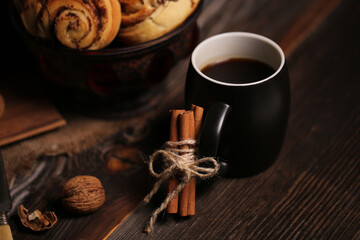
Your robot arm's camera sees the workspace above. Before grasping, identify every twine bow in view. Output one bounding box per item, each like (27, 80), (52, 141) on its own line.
(143, 139), (219, 233)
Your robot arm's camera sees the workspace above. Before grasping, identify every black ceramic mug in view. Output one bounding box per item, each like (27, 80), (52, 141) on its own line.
(185, 32), (290, 178)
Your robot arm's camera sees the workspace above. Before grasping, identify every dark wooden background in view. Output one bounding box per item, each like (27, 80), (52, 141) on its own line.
(3, 0), (360, 239)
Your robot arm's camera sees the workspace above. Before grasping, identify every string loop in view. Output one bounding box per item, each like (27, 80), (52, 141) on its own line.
(143, 139), (219, 233)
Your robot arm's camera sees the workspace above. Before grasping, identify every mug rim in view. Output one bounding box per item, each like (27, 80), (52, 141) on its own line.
(191, 32), (285, 87)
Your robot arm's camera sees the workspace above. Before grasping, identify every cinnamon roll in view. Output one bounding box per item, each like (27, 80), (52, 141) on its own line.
(118, 0), (200, 45)
(17, 0), (48, 38)
(17, 0), (121, 50)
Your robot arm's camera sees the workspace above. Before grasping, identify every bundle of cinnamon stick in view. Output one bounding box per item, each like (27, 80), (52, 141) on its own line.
(167, 104), (204, 216)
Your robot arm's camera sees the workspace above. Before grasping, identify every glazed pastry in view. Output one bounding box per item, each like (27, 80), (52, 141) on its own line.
(118, 0), (200, 45)
(17, 0), (49, 39)
(120, 0), (156, 27)
(17, 0), (121, 50)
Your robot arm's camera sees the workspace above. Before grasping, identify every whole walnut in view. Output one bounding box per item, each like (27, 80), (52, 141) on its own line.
(62, 175), (105, 214)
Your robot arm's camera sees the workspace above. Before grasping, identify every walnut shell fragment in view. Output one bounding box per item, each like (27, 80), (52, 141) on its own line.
(61, 175), (105, 214)
(17, 204), (57, 231)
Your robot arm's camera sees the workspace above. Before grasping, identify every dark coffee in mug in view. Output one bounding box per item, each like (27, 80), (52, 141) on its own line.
(185, 32), (290, 178)
(201, 58), (276, 84)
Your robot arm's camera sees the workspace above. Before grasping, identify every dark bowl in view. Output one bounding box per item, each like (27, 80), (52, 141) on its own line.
(9, 1), (202, 118)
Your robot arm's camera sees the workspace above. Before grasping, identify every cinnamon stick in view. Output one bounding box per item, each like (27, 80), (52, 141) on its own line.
(187, 105), (204, 215)
(192, 105), (204, 139)
(167, 109), (185, 214)
(178, 111), (195, 216)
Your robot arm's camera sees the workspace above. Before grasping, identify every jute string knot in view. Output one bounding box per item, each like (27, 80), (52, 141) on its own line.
(143, 139), (219, 233)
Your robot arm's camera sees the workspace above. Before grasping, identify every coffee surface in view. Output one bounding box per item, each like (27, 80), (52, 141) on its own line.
(201, 58), (275, 84)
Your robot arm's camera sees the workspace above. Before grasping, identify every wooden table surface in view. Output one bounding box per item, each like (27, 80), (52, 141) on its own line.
(4, 0), (360, 239)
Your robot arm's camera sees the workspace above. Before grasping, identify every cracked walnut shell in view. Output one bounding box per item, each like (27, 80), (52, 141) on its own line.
(61, 175), (105, 214)
(18, 204), (57, 231)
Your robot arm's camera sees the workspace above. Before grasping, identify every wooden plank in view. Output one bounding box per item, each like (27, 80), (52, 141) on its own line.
(7, 0), (359, 239)
(277, 0), (342, 56)
(0, 81), (66, 146)
(1, 0), (66, 146)
(198, 0), (342, 57)
(7, 144), (154, 240)
(106, 0), (360, 239)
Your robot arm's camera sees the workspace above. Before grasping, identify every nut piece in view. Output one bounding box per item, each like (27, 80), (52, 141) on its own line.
(61, 175), (105, 214)
(17, 204), (57, 231)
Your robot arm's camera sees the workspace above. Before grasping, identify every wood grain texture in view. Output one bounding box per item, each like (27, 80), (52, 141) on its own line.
(0, 81), (66, 147)
(107, 0), (360, 239)
(0, 94), (5, 118)
(7, 143), (154, 240)
(7, 0), (360, 239)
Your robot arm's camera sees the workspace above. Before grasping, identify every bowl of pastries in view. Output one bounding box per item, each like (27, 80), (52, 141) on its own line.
(9, 0), (202, 117)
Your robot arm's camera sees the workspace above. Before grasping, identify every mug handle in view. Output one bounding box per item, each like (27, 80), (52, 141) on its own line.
(198, 102), (231, 176)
